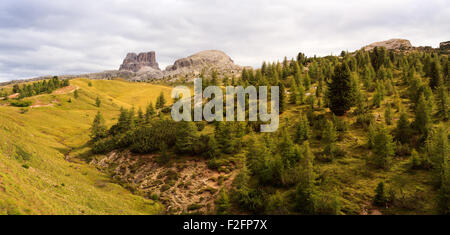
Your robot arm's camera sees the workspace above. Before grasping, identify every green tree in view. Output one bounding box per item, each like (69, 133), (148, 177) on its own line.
(175, 121), (197, 154)
(289, 79), (298, 104)
(156, 92), (166, 109)
(295, 141), (316, 214)
(145, 102), (155, 122)
(371, 125), (395, 169)
(429, 58), (442, 90)
(413, 93), (432, 138)
(95, 96), (101, 107)
(436, 81), (448, 120)
(278, 82), (286, 113)
(74, 89), (79, 99)
(327, 62), (355, 116)
(295, 114), (310, 144)
(90, 111), (107, 141)
(394, 112), (411, 145)
(373, 182), (386, 206)
(384, 103), (392, 125)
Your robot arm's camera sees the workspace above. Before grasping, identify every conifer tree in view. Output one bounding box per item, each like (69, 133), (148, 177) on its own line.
(95, 96), (101, 107)
(137, 107), (144, 124)
(156, 92), (166, 109)
(429, 58), (442, 90)
(289, 79), (298, 104)
(371, 125), (395, 169)
(145, 102), (155, 122)
(436, 81), (448, 120)
(373, 182), (386, 206)
(303, 73), (311, 91)
(298, 81), (306, 104)
(327, 62), (355, 116)
(295, 141), (316, 214)
(175, 121), (197, 154)
(295, 114), (310, 144)
(278, 82), (286, 114)
(394, 112), (411, 145)
(413, 94), (432, 138)
(90, 111), (107, 141)
(384, 103), (392, 125)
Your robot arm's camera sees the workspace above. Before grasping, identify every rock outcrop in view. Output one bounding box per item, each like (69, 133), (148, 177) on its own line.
(119, 51), (160, 72)
(440, 41), (450, 51)
(362, 39), (413, 51)
(118, 49), (242, 81)
(164, 50), (242, 77)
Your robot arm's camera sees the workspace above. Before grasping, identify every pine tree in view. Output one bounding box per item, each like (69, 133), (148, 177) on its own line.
(156, 92), (166, 109)
(303, 73), (311, 91)
(327, 62), (355, 116)
(322, 119), (337, 154)
(371, 125), (395, 169)
(289, 79), (298, 104)
(298, 81), (306, 104)
(322, 120), (337, 144)
(137, 107), (144, 124)
(384, 103), (392, 125)
(295, 114), (310, 144)
(145, 102), (155, 123)
(429, 58), (442, 90)
(74, 89), (79, 99)
(95, 96), (101, 107)
(394, 112), (411, 144)
(215, 123), (235, 154)
(373, 182), (386, 206)
(413, 93), (432, 138)
(90, 111), (107, 141)
(295, 141), (316, 214)
(436, 81), (448, 120)
(175, 121), (197, 154)
(278, 82), (286, 114)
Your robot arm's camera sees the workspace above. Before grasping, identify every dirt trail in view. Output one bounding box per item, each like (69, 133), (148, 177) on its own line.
(29, 85), (79, 108)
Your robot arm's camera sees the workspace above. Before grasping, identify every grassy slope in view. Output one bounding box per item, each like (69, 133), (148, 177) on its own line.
(0, 76), (442, 215)
(0, 78), (172, 215)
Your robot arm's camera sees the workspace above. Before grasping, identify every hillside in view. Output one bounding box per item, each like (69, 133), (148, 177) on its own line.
(0, 45), (448, 215)
(0, 79), (172, 214)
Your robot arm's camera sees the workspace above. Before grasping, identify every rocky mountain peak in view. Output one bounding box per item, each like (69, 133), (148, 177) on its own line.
(119, 51), (160, 72)
(362, 39), (413, 51)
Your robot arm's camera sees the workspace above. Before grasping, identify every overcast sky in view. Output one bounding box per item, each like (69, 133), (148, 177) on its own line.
(0, 0), (449, 82)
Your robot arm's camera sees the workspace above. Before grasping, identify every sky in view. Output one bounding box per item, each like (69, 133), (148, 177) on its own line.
(0, 0), (449, 82)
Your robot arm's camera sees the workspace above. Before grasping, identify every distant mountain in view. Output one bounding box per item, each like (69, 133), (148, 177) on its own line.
(361, 39), (413, 51)
(120, 50), (243, 81)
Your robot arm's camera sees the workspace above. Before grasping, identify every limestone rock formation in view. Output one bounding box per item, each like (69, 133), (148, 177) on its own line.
(164, 50), (242, 78)
(440, 41), (450, 51)
(119, 51), (160, 72)
(362, 39), (413, 51)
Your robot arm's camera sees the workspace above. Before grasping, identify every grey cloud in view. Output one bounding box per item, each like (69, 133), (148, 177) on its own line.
(0, 0), (449, 81)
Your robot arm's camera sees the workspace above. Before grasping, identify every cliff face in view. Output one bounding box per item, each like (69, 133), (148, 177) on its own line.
(119, 51), (160, 72)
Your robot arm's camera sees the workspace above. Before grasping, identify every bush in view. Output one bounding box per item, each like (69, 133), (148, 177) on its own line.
(10, 100), (32, 107)
(92, 138), (115, 154)
(395, 143), (411, 157)
(356, 112), (375, 129)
